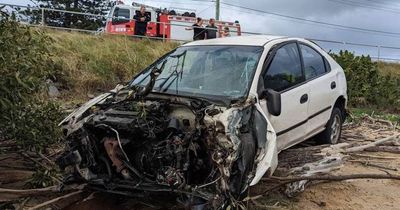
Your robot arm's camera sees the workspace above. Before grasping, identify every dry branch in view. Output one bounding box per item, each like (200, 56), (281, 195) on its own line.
(27, 190), (83, 210)
(0, 186), (58, 196)
(344, 134), (400, 153)
(365, 146), (400, 154)
(0, 184), (85, 197)
(364, 115), (394, 128)
(350, 153), (400, 159)
(19, 152), (62, 184)
(363, 162), (398, 171)
(263, 173), (400, 183)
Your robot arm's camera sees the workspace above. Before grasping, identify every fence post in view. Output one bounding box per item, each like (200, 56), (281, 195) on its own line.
(41, 8), (45, 26)
(162, 22), (166, 42)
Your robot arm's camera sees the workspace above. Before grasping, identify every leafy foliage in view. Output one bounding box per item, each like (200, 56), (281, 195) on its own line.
(331, 50), (400, 111)
(23, 0), (112, 30)
(5, 102), (63, 151)
(0, 18), (62, 151)
(27, 168), (61, 188)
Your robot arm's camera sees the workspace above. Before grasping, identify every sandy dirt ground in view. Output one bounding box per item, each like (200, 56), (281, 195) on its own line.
(1, 118), (399, 209)
(293, 157), (400, 210)
(249, 119), (400, 210)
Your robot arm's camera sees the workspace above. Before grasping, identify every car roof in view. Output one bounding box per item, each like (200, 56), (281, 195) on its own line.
(183, 35), (288, 47)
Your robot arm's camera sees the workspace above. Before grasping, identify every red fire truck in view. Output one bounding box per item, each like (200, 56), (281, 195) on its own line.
(105, 4), (241, 40)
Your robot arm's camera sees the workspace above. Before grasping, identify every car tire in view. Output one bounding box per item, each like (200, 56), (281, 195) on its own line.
(315, 107), (343, 145)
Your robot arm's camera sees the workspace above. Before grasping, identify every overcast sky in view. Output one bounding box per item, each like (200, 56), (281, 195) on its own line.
(2, 0), (400, 60)
(130, 0), (400, 60)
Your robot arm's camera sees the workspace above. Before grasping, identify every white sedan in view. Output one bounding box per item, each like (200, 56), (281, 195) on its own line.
(58, 35), (347, 208)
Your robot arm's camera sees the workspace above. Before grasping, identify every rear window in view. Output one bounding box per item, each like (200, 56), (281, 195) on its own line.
(300, 44), (326, 80)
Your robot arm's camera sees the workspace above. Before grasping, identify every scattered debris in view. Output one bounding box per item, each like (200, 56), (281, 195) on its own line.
(47, 80), (61, 98)
(1, 114), (399, 209)
(27, 190), (84, 210)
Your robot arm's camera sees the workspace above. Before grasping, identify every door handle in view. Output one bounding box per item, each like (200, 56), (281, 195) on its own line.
(331, 81), (336, 89)
(300, 94), (308, 104)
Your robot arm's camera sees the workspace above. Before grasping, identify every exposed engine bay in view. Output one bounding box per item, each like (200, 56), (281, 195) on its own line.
(56, 81), (272, 208)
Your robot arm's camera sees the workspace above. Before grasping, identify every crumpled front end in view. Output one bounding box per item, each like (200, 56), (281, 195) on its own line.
(56, 86), (277, 208)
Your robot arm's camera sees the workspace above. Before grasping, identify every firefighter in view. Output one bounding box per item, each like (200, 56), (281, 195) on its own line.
(186, 17), (206, 41)
(134, 5), (150, 36)
(205, 18), (217, 39)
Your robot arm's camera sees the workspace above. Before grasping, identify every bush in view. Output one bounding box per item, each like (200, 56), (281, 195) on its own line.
(331, 50), (400, 110)
(0, 18), (62, 151)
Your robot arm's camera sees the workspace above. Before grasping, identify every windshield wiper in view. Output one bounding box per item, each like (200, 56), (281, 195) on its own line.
(135, 60), (167, 98)
(158, 50), (187, 93)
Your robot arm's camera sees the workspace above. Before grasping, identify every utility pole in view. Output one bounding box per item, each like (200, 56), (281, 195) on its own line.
(215, 0), (220, 20)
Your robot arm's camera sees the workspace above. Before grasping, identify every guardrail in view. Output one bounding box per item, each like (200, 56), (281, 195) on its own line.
(1, 2), (400, 62)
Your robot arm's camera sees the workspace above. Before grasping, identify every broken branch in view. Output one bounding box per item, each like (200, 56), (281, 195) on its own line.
(0, 186), (58, 196)
(365, 146), (400, 154)
(344, 134), (400, 153)
(364, 115), (394, 128)
(27, 190), (83, 210)
(263, 173), (400, 183)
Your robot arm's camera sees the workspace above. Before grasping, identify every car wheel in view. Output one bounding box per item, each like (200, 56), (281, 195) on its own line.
(316, 107), (343, 144)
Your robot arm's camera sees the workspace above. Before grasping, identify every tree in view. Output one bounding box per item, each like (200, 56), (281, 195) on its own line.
(25, 0), (113, 30)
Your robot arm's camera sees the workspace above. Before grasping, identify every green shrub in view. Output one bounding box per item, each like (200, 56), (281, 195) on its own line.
(27, 168), (61, 188)
(0, 18), (62, 151)
(3, 101), (63, 151)
(331, 50), (400, 111)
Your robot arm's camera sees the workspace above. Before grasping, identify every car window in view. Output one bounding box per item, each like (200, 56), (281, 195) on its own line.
(264, 43), (304, 92)
(300, 44), (326, 80)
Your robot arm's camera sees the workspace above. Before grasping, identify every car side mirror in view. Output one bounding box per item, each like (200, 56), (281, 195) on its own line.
(262, 89), (281, 116)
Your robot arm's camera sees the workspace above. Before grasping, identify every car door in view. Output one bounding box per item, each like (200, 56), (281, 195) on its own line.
(259, 42), (310, 151)
(298, 43), (337, 138)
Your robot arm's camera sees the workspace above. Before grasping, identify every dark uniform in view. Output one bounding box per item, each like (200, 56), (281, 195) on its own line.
(206, 25), (217, 39)
(192, 23), (206, 40)
(134, 11), (150, 36)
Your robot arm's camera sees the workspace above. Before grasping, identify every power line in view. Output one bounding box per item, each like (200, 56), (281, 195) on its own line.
(190, 0), (216, 2)
(134, 0), (212, 7)
(327, 0), (400, 14)
(221, 1), (400, 38)
(354, 0), (400, 9)
(221, 4), (400, 39)
(197, 4), (214, 15)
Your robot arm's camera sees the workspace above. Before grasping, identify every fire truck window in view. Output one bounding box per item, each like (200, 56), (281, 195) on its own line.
(114, 8), (130, 19)
(112, 8), (130, 24)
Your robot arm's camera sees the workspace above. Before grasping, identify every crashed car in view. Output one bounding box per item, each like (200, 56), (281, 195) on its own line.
(57, 35), (347, 208)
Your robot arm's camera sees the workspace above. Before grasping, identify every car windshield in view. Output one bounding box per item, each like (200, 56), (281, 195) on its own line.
(130, 45), (263, 104)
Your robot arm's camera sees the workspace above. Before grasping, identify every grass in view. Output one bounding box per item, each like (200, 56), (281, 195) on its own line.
(43, 30), (399, 111)
(377, 62), (400, 78)
(349, 107), (400, 124)
(46, 30), (179, 101)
